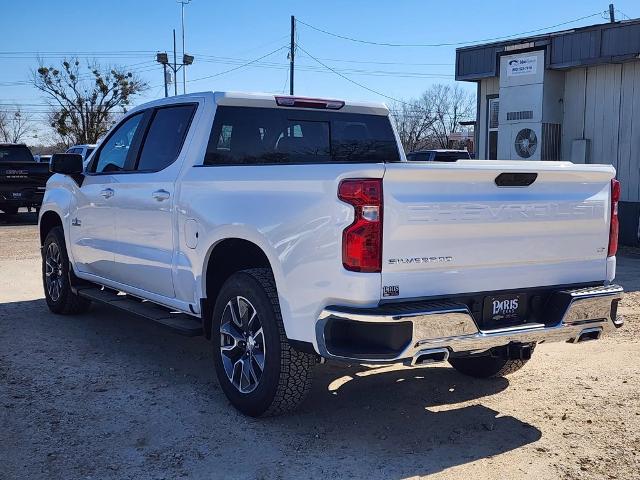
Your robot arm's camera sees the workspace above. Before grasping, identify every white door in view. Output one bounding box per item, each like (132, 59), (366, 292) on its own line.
(69, 112), (146, 280)
(110, 104), (197, 298)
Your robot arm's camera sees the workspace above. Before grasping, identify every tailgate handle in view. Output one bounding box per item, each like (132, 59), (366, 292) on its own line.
(495, 172), (537, 187)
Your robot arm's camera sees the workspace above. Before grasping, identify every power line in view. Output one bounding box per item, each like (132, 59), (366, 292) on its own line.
(179, 45), (289, 85)
(615, 8), (632, 20)
(295, 43), (409, 105)
(296, 12), (604, 48)
(0, 61), (161, 87)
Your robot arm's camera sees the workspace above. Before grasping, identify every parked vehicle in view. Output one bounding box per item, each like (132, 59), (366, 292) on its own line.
(0, 143), (52, 215)
(65, 144), (96, 161)
(39, 92), (624, 416)
(33, 154), (52, 163)
(407, 149), (471, 162)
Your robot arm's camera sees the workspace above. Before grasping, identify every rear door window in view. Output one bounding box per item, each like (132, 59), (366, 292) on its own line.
(204, 106), (399, 165)
(135, 104), (196, 172)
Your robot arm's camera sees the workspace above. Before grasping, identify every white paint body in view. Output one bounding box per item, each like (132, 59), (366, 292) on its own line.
(40, 91), (617, 353)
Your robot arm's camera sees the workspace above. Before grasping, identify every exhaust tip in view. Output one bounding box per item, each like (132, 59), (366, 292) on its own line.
(574, 327), (603, 343)
(411, 348), (449, 366)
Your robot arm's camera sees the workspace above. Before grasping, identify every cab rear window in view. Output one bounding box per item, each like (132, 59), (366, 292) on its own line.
(204, 106), (399, 165)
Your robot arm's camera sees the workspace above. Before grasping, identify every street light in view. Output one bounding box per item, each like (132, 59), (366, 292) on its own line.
(155, 49), (193, 98)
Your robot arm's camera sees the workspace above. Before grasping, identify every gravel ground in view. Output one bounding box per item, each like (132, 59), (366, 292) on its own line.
(1, 212), (639, 480)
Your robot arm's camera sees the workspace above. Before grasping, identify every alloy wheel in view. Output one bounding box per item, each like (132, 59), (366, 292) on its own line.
(45, 241), (63, 302)
(219, 296), (266, 394)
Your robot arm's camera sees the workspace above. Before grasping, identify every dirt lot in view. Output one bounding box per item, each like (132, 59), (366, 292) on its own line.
(1, 212), (639, 480)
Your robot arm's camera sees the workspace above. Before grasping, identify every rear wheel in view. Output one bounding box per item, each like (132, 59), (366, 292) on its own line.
(449, 353), (531, 378)
(211, 268), (315, 417)
(42, 226), (91, 314)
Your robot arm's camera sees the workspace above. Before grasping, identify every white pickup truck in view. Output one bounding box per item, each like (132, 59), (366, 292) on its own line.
(39, 91), (624, 416)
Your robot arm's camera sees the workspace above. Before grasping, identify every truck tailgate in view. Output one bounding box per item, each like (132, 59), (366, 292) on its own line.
(382, 160), (615, 299)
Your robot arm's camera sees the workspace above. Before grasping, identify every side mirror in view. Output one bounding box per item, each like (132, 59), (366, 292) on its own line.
(50, 153), (84, 175)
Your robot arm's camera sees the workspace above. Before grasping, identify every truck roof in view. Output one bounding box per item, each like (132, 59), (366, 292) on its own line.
(128, 91), (390, 116)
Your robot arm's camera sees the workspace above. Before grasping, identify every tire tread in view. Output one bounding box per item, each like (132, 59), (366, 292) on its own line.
(242, 268), (315, 416)
(43, 227), (91, 315)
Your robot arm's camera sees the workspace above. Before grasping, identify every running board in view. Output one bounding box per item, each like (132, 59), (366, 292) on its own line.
(76, 287), (203, 337)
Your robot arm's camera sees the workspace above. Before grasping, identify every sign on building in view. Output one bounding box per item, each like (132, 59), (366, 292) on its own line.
(506, 56), (537, 76)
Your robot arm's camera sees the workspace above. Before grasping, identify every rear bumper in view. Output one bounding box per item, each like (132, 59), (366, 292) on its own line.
(316, 284), (624, 365)
(0, 188), (45, 207)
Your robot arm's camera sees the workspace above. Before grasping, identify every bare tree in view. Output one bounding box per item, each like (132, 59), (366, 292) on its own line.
(421, 84), (475, 149)
(33, 59), (148, 145)
(0, 107), (33, 143)
(391, 84), (475, 154)
(390, 98), (436, 153)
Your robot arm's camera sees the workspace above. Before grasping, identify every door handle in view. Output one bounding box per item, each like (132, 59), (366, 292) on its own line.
(100, 188), (114, 199)
(152, 189), (171, 201)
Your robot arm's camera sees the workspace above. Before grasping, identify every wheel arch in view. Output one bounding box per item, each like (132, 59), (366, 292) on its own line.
(201, 237), (280, 339)
(39, 210), (63, 246)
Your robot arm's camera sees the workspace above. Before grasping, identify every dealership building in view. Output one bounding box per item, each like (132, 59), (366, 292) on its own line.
(456, 18), (640, 245)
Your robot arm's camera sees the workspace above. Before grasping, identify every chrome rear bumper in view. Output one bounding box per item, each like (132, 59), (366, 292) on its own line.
(316, 284), (624, 365)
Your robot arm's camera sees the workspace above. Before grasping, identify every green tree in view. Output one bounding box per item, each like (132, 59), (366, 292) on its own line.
(33, 59), (148, 145)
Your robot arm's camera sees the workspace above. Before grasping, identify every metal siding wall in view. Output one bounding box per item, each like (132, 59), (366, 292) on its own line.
(562, 68), (586, 162)
(629, 62), (640, 202)
(570, 61), (640, 202)
(618, 62), (635, 201)
(584, 65), (621, 169)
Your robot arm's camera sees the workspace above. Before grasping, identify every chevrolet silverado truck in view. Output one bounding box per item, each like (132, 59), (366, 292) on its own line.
(38, 92), (624, 416)
(1, 143), (52, 215)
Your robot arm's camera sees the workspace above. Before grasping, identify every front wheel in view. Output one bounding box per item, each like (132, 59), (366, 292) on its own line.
(42, 226), (91, 314)
(211, 268), (315, 417)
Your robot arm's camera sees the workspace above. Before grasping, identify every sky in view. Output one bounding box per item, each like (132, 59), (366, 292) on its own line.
(1, 0), (638, 142)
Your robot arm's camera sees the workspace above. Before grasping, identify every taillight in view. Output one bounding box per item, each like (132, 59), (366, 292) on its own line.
(608, 178), (620, 257)
(338, 179), (383, 272)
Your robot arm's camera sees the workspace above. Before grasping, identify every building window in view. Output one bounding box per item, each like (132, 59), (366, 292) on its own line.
(488, 97), (499, 160)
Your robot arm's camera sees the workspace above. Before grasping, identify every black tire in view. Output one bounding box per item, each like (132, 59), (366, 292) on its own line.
(42, 226), (91, 315)
(1, 206), (18, 215)
(211, 268), (315, 417)
(449, 354), (530, 378)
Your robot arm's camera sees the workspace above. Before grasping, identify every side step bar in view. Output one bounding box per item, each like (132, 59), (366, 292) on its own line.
(77, 286), (203, 337)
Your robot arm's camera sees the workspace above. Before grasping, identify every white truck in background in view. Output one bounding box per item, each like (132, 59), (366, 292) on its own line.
(39, 91), (624, 416)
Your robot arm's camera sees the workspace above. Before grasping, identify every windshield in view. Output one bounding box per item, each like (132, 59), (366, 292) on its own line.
(0, 145), (34, 163)
(205, 106), (400, 165)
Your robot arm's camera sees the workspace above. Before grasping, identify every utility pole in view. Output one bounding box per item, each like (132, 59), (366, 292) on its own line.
(163, 64), (169, 98)
(178, 0), (191, 94)
(609, 3), (615, 23)
(173, 29), (178, 96)
(157, 53), (170, 97)
(289, 15), (295, 96)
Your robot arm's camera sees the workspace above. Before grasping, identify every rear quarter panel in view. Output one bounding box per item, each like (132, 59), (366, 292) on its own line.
(177, 163), (385, 345)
